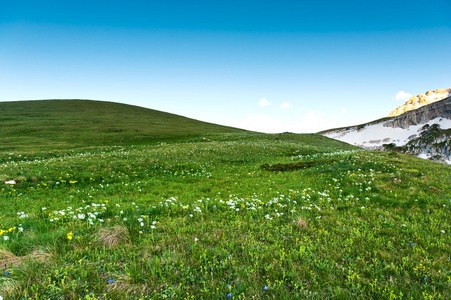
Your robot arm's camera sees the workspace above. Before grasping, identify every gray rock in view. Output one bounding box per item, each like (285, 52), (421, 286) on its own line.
(384, 96), (451, 129)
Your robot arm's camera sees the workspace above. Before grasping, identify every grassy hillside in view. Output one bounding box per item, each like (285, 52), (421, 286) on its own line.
(0, 130), (450, 299)
(0, 99), (249, 150)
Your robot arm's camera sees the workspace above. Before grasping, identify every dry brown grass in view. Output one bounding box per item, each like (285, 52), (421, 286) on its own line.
(105, 273), (152, 295)
(0, 248), (51, 297)
(295, 217), (308, 228)
(96, 225), (130, 248)
(0, 277), (21, 297)
(0, 248), (51, 270)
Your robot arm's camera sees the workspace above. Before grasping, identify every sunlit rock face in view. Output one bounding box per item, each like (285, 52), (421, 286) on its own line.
(388, 88), (451, 117)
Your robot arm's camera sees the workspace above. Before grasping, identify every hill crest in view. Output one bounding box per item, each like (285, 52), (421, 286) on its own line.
(0, 99), (250, 150)
(388, 88), (451, 117)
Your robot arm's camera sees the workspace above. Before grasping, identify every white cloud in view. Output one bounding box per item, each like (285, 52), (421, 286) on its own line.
(233, 110), (340, 133)
(258, 98), (271, 107)
(238, 114), (285, 133)
(296, 110), (328, 133)
(395, 91), (412, 101)
(226, 108), (364, 134)
(280, 102), (293, 109)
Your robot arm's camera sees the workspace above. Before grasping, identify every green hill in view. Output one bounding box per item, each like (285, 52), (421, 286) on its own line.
(0, 99), (249, 150)
(0, 134), (449, 298)
(0, 100), (450, 298)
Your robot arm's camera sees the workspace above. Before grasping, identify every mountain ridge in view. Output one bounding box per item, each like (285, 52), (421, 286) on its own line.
(388, 88), (451, 117)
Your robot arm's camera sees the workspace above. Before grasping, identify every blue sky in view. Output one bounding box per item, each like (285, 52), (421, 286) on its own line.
(1, 0), (450, 133)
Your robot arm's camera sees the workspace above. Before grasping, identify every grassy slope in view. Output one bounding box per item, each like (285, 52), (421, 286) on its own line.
(0, 99), (249, 150)
(0, 102), (450, 299)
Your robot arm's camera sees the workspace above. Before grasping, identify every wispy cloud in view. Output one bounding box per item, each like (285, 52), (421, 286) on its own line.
(297, 110), (327, 133)
(239, 114), (285, 133)
(280, 102), (293, 109)
(395, 91), (412, 101)
(231, 110), (358, 134)
(258, 98), (271, 107)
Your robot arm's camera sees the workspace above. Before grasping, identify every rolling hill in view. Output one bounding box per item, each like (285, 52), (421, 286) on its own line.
(0, 99), (250, 150)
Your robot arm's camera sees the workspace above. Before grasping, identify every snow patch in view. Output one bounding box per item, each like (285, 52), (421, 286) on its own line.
(325, 117), (451, 147)
(416, 153), (451, 165)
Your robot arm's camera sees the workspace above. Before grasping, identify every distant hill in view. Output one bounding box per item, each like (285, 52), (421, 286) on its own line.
(0, 99), (250, 150)
(320, 96), (451, 163)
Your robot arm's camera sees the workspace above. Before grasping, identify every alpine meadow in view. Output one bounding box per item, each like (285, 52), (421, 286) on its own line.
(0, 100), (450, 299)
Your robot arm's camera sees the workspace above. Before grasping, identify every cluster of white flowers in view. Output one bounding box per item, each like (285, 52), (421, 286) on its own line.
(151, 221), (157, 229)
(47, 203), (107, 224)
(17, 212), (29, 219)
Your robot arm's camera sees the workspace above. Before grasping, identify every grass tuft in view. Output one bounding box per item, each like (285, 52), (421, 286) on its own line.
(0, 248), (51, 270)
(0, 277), (21, 298)
(295, 217), (308, 228)
(96, 226), (130, 248)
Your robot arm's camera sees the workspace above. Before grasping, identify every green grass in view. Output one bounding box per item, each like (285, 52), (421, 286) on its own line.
(0, 100), (450, 299)
(0, 99), (249, 151)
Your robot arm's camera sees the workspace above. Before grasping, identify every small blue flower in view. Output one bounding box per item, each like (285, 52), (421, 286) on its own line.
(226, 293), (232, 298)
(108, 279), (114, 284)
(226, 284), (231, 289)
(424, 276), (427, 280)
(5, 271), (10, 276)
(263, 285), (269, 290)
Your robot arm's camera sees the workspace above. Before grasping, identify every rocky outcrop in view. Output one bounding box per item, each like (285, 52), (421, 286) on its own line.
(384, 96), (451, 129)
(388, 88), (450, 117)
(381, 123), (451, 162)
(320, 96), (451, 164)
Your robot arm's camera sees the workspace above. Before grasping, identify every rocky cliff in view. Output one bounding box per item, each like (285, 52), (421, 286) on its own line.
(321, 96), (451, 163)
(388, 88), (450, 117)
(384, 96), (451, 129)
